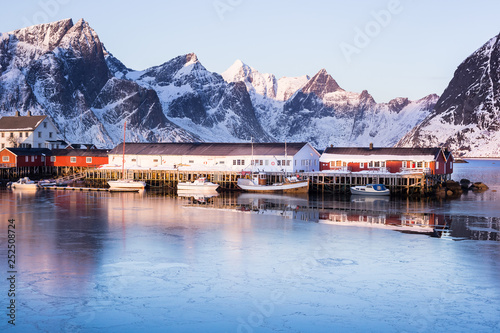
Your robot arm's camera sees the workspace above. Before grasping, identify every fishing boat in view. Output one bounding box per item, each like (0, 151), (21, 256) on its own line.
(237, 139), (309, 193)
(237, 172), (309, 193)
(350, 184), (390, 196)
(107, 121), (146, 191)
(9, 177), (39, 190)
(177, 177), (220, 191)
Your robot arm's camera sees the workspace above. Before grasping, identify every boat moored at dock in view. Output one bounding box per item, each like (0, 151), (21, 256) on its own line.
(350, 184), (390, 196)
(177, 177), (219, 191)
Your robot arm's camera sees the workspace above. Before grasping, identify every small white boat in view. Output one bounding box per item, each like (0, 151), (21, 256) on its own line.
(10, 177), (39, 190)
(237, 173), (309, 193)
(350, 184), (390, 196)
(177, 177), (219, 191)
(108, 179), (147, 190)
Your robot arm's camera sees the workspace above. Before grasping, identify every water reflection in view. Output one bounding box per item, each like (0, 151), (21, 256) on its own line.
(178, 191), (500, 241)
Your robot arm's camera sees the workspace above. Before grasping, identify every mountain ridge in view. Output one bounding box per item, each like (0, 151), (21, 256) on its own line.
(0, 18), (448, 151)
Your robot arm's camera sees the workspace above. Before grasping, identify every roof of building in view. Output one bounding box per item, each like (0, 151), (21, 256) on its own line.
(109, 142), (313, 156)
(320, 147), (449, 162)
(0, 115), (47, 131)
(2, 148), (52, 156)
(51, 149), (109, 157)
(323, 147), (443, 156)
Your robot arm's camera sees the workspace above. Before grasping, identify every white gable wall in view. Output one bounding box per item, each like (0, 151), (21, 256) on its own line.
(107, 143), (321, 172)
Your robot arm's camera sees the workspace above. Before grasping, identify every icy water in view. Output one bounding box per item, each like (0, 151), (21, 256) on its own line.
(1, 160), (499, 332)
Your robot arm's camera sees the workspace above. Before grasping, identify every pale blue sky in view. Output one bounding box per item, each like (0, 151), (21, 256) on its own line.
(1, 0), (499, 102)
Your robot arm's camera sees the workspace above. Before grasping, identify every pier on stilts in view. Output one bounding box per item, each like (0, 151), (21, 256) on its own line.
(83, 168), (449, 196)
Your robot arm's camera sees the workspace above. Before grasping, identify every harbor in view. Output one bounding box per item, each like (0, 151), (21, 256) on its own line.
(2, 166), (451, 197)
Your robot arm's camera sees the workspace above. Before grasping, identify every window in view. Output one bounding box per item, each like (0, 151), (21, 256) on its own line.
(360, 162), (364, 168)
(241, 160), (245, 165)
(336, 160), (342, 167)
(41, 156), (45, 162)
(417, 161), (423, 168)
(436, 162), (439, 169)
(1, 133), (4, 138)
(49, 132), (53, 138)
(219, 161), (225, 165)
(403, 161), (407, 168)
(381, 161), (386, 167)
(26, 132), (29, 137)
(19, 132), (23, 138)
(10, 132), (13, 137)
(277, 160), (281, 166)
(1, 144), (4, 149)
(38, 143), (41, 148)
(31, 156), (35, 162)
(43, 122), (47, 128)
(70, 157), (77, 163)
(51, 156), (56, 162)
(188, 160), (194, 164)
(25, 156), (28, 162)
(38, 132), (41, 138)
(153, 159), (159, 163)
(2, 156), (9, 162)
(131, 159), (136, 162)
(233, 160), (237, 165)
(374, 161), (380, 168)
(86, 157), (92, 163)
(265, 160), (269, 165)
(450, 161), (453, 169)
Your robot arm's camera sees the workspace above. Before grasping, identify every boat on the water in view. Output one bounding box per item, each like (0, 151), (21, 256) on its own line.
(350, 184), (390, 196)
(108, 179), (146, 190)
(177, 177), (219, 191)
(237, 173), (309, 193)
(107, 121), (146, 191)
(9, 177), (39, 190)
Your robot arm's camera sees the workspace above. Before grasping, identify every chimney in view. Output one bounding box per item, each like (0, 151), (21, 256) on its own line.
(15, 111), (20, 117)
(369, 143), (373, 150)
(27, 110), (32, 116)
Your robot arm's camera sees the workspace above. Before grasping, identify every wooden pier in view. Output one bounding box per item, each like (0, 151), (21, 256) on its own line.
(84, 168), (449, 196)
(1, 165), (450, 196)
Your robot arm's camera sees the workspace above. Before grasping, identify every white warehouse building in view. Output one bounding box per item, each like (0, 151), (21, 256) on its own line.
(107, 142), (321, 173)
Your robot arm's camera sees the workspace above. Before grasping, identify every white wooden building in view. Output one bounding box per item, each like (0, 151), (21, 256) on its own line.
(0, 111), (61, 149)
(107, 142), (321, 173)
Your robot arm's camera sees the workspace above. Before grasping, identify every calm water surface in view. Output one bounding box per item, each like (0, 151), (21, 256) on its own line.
(0, 160), (499, 332)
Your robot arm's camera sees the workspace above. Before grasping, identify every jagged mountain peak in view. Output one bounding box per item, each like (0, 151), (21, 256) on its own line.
(301, 68), (343, 98)
(8, 18), (73, 54)
(222, 59), (278, 100)
(396, 32), (500, 156)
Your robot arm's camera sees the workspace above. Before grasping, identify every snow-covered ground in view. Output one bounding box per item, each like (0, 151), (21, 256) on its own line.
(0, 188), (499, 332)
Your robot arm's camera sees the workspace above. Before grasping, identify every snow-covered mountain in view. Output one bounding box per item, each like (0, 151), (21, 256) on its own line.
(397, 33), (500, 157)
(0, 18), (199, 147)
(222, 61), (438, 148)
(1, 18), (442, 150)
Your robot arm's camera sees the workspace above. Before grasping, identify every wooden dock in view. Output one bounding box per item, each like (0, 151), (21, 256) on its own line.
(84, 168), (449, 196)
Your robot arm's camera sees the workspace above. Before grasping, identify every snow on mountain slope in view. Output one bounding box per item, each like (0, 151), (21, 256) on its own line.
(128, 54), (273, 143)
(278, 69), (438, 148)
(397, 33), (500, 157)
(1, 18), (445, 151)
(0, 19), (198, 147)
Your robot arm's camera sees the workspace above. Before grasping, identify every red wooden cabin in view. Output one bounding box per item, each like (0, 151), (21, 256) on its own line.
(319, 146), (454, 175)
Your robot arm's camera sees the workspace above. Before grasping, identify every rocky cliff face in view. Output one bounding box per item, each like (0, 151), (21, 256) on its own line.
(1, 18), (446, 151)
(397, 34), (500, 157)
(0, 19), (198, 147)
